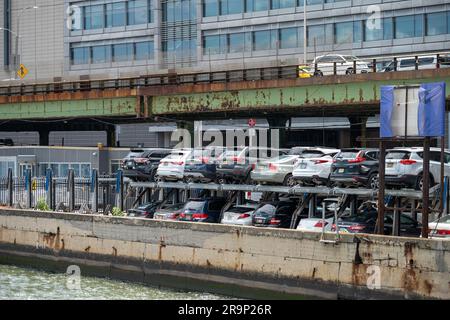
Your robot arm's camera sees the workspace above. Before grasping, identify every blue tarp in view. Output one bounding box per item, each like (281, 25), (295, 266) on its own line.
(380, 82), (446, 138)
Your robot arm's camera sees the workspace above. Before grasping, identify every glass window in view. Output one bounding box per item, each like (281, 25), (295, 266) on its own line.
(113, 43), (134, 62)
(70, 164), (81, 177)
(353, 20), (362, 42)
(253, 30), (271, 50)
(279, 27), (297, 49)
(81, 164), (91, 177)
(308, 25), (325, 46)
(135, 41), (154, 60)
(229, 33), (245, 53)
(426, 12), (447, 36)
(395, 16), (414, 39)
(204, 35), (221, 54)
(106, 2), (126, 27)
(128, 0), (148, 25)
(415, 14), (423, 37)
(91, 45), (110, 64)
(84, 5), (104, 30)
(272, 0), (296, 9)
(364, 18), (383, 41)
(245, 0), (253, 12)
(204, 0), (218, 17)
(221, 0), (244, 15)
(254, 0), (269, 11)
(39, 164), (48, 177)
(60, 164), (69, 177)
(50, 164), (59, 177)
(335, 21), (353, 44)
(71, 47), (89, 65)
(383, 18), (393, 40)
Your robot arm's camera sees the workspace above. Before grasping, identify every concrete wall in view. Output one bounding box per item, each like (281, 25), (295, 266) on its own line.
(0, 208), (448, 299)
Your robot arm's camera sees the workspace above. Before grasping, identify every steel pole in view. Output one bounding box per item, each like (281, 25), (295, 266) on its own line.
(303, 0), (307, 65)
(377, 140), (386, 235)
(422, 137), (430, 238)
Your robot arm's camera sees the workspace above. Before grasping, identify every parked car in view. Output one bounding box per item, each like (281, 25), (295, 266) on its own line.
(251, 147), (307, 186)
(330, 149), (380, 189)
(385, 147), (450, 190)
(156, 148), (193, 181)
(153, 202), (185, 221)
(298, 65), (314, 78)
(428, 215), (450, 239)
(382, 55), (450, 72)
(127, 201), (162, 218)
(332, 202), (422, 237)
(252, 201), (297, 229)
(183, 147), (226, 183)
(292, 148), (340, 186)
(178, 198), (226, 223)
(296, 198), (340, 232)
(121, 148), (171, 181)
(217, 147), (289, 183)
(220, 202), (259, 226)
(0, 138), (14, 146)
(311, 54), (371, 76)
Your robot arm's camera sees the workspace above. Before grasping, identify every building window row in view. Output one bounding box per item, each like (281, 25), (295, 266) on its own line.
(38, 163), (91, 178)
(71, 40), (154, 65)
(162, 0), (197, 23)
(203, 11), (450, 54)
(203, 0), (347, 17)
(78, 0), (152, 31)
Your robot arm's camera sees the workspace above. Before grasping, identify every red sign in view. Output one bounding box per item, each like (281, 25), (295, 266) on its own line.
(248, 118), (256, 128)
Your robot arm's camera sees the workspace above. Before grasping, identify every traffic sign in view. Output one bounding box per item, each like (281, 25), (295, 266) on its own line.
(248, 118), (257, 128)
(17, 64), (29, 79)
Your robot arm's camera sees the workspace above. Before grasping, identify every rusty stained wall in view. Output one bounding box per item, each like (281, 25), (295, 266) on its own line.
(148, 73), (450, 116)
(0, 209), (449, 299)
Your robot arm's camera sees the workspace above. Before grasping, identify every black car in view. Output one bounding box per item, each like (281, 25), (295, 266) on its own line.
(183, 147), (225, 183)
(334, 207), (422, 237)
(252, 201), (297, 228)
(127, 201), (163, 218)
(121, 148), (171, 181)
(178, 198), (227, 223)
(216, 147), (288, 183)
(330, 149), (379, 189)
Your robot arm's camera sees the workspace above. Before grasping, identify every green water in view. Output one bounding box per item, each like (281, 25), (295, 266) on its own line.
(0, 264), (230, 300)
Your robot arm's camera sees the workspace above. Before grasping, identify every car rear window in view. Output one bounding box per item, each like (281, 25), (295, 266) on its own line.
(228, 206), (255, 214)
(336, 151), (360, 159)
(184, 201), (205, 211)
(386, 151), (411, 160)
(165, 152), (190, 160)
(255, 204), (277, 216)
(126, 151), (144, 159)
(436, 215), (450, 223)
(300, 151), (325, 159)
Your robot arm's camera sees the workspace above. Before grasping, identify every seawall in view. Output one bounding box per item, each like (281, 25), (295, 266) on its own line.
(0, 208), (448, 299)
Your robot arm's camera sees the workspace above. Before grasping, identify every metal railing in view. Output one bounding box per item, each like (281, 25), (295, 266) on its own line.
(0, 52), (449, 97)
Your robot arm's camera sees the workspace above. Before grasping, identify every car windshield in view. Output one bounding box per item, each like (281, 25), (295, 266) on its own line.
(335, 151), (360, 159)
(126, 151), (144, 159)
(386, 151), (411, 160)
(255, 204), (277, 216)
(184, 201), (205, 211)
(288, 148), (305, 155)
(342, 211), (376, 223)
(267, 155), (297, 162)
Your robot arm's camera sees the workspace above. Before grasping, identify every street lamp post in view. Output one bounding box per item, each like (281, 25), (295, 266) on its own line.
(14, 6), (39, 78)
(0, 27), (21, 79)
(303, 0), (307, 64)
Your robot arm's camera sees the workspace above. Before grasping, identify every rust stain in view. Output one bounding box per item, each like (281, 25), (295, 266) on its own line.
(423, 280), (433, 296)
(158, 238), (166, 261)
(402, 269), (419, 292)
(351, 263), (368, 286)
(112, 246), (117, 257)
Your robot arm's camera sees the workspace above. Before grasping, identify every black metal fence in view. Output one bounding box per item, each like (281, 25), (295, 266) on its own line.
(1, 169), (134, 214)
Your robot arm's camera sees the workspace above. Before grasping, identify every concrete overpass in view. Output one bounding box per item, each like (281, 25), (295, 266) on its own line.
(1, 67), (450, 147)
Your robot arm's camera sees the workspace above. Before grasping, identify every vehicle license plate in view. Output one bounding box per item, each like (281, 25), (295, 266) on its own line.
(256, 218), (264, 224)
(338, 168), (345, 173)
(387, 163), (394, 168)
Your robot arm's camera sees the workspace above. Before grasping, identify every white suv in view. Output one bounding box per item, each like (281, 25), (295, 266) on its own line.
(292, 148), (340, 186)
(385, 147), (450, 190)
(311, 54), (371, 76)
(156, 148), (193, 181)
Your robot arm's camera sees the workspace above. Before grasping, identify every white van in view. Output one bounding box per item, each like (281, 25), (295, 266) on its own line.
(382, 55), (450, 72)
(311, 54), (371, 76)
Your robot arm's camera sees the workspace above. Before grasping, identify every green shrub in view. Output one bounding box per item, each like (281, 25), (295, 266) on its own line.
(36, 198), (50, 211)
(112, 207), (125, 217)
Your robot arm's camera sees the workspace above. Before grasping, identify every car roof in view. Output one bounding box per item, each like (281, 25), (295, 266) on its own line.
(389, 147), (449, 152)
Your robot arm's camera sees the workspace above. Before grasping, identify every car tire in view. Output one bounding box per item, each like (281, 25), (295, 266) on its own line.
(367, 173), (379, 190)
(283, 174), (297, 187)
(346, 68), (356, 75)
(314, 71), (323, 77)
(415, 173), (434, 191)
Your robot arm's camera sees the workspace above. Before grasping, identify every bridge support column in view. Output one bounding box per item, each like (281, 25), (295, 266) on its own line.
(106, 126), (116, 147)
(267, 117), (289, 148)
(348, 116), (368, 148)
(39, 130), (50, 146)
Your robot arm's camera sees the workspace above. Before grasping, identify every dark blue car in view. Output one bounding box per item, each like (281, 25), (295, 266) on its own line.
(183, 147), (225, 183)
(178, 198), (226, 223)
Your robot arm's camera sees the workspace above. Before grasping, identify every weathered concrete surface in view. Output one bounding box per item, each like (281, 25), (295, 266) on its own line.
(0, 208), (449, 299)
